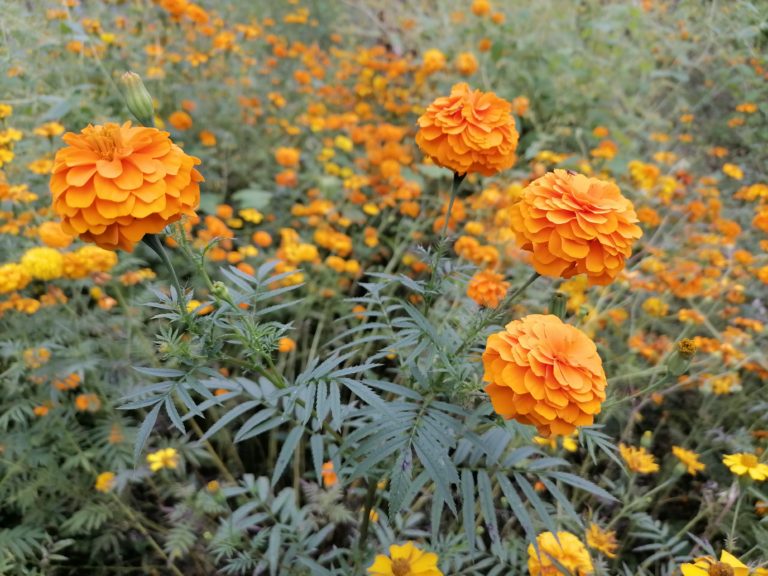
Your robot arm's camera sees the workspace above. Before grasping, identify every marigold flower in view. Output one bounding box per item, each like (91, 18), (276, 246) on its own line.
(278, 336), (296, 353)
(528, 531), (593, 576)
(421, 49), (446, 74)
(510, 170), (642, 285)
(723, 452), (768, 481)
(455, 52), (479, 76)
(20, 247), (64, 280)
(38, 221), (74, 248)
(0, 263), (31, 293)
(147, 447), (180, 472)
(367, 541), (443, 576)
(681, 551), (748, 576)
(168, 111), (192, 130)
(95, 471), (116, 493)
(672, 446), (705, 475)
(75, 393), (102, 412)
(619, 443), (659, 474)
(586, 523), (618, 559)
(321, 461), (338, 487)
(50, 122), (202, 251)
(482, 314), (607, 436)
(467, 269), (509, 308)
(416, 83), (519, 176)
(275, 146), (300, 167)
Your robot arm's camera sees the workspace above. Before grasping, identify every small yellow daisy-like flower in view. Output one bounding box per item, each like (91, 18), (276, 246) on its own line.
(586, 523), (618, 559)
(680, 550), (748, 576)
(619, 443), (659, 474)
(528, 531), (593, 576)
(94, 471), (116, 493)
(672, 446), (705, 476)
(367, 541), (443, 576)
(723, 453), (768, 481)
(722, 163), (744, 180)
(146, 447), (180, 472)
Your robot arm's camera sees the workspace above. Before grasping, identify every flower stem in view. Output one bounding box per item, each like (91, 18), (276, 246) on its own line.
(440, 171), (466, 239)
(142, 233), (189, 319)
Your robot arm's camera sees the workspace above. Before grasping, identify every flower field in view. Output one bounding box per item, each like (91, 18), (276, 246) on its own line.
(1, 1), (767, 574)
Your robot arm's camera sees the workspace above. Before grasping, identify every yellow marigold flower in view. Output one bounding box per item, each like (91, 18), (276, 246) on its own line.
(75, 393), (101, 412)
(642, 297), (668, 317)
(722, 163), (743, 180)
(416, 83), (519, 176)
(34, 122), (65, 138)
(586, 523), (618, 559)
(20, 247), (64, 280)
(147, 447), (180, 472)
(50, 122), (202, 251)
(681, 551), (748, 576)
(421, 49), (446, 74)
(619, 443), (659, 474)
(0, 104), (12, 118)
(95, 471), (116, 493)
(528, 531), (593, 576)
(168, 111), (192, 130)
(471, 0), (491, 16)
(187, 299), (213, 315)
(672, 446), (705, 476)
(367, 541), (443, 576)
(27, 158), (54, 174)
(483, 314), (607, 436)
(723, 453), (768, 481)
(0, 263), (31, 293)
(510, 170), (642, 285)
(467, 269), (509, 308)
(199, 130), (217, 147)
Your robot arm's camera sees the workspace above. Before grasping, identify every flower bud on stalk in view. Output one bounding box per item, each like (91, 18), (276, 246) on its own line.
(666, 338), (697, 377)
(548, 291), (567, 319)
(119, 72), (154, 126)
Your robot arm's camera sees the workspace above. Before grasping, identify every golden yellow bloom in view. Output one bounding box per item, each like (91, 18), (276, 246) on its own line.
(672, 446), (705, 475)
(275, 147), (300, 167)
(321, 461), (338, 488)
(455, 52), (479, 76)
(723, 453), (768, 481)
(278, 336), (296, 353)
(147, 447), (180, 472)
(20, 247), (64, 280)
(367, 541), (443, 576)
(50, 122), (202, 251)
(421, 49), (446, 74)
(586, 523), (618, 559)
(467, 269), (509, 308)
(95, 471), (116, 493)
(483, 314), (607, 436)
(0, 263), (31, 293)
(722, 163), (744, 180)
(528, 531), (593, 576)
(38, 221), (74, 248)
(510, 170), (642, 286)
(681, 551), (748, 576)
(34, 122), (65, 138)
(416, 83), (519, 176)
(619, 443), (659, 474)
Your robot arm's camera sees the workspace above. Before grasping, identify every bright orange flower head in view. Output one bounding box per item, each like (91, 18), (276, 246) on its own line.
(416, 83), (518, 176)
(467, 269), (509, 308)
(50, 122), (202, 251)
(510, 169), (642, 285)
(482, 314), (607, 436)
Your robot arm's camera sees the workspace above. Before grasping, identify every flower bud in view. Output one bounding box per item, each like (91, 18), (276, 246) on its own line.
(119, 72), (154, 126)
(548, 291), (567, 319)
(666, 338), (697, 376)
(640, 430), (653, 449)
(211, 281), (230, 301)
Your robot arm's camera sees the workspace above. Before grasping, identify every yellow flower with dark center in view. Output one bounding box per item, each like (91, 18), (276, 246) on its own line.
(680, 551), (748, 576)
(147, 447), (180, 472)
(619, 443), (659, 474)
(367, 542), (443, 576)
(672, 446), (705, 475)
(528, 531), (593, 575)
(723, 453), (768, 481)
(586, 523), (618, 559)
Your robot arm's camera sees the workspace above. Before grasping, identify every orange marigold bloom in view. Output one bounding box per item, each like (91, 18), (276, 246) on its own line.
(416, 83), (519, 176)
(510, 169), (642, 285)
(482, 314), (607, 436)
(50, 122), (202, 251)
(38, 221), (74, 248)
(467, 269), (509, 308)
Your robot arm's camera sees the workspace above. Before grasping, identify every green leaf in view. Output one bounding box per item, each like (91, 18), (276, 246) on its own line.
(232, 188), (273, 209)
(271, 427), (303, 486)
(134, 402), (162, 463)
(461, 469), (476, 550)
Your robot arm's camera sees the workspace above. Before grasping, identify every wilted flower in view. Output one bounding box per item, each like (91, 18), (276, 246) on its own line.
(672, 446), (705, 475)
(586, 523), (618, 559)
(416, 83), (518, 176)
(367, 541), (443, 576)
(482, 314), (607, 436)
(528, 531), (593, 576)
(510, 170), (642, 285)
(50, 122), (202, 251)
(619, 443), (659, 474)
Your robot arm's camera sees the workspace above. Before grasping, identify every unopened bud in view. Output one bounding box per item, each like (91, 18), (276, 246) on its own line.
(548, 291), (567, 319)
(666, 338), (697, 376)
(119, 71), (154, 126)
(640, 430), (653, 449)
(211, 281), (230, 301)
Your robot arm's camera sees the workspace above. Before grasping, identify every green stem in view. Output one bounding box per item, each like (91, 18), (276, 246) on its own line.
(440, 171), (466, 238)
(142, 234), (188, 319)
